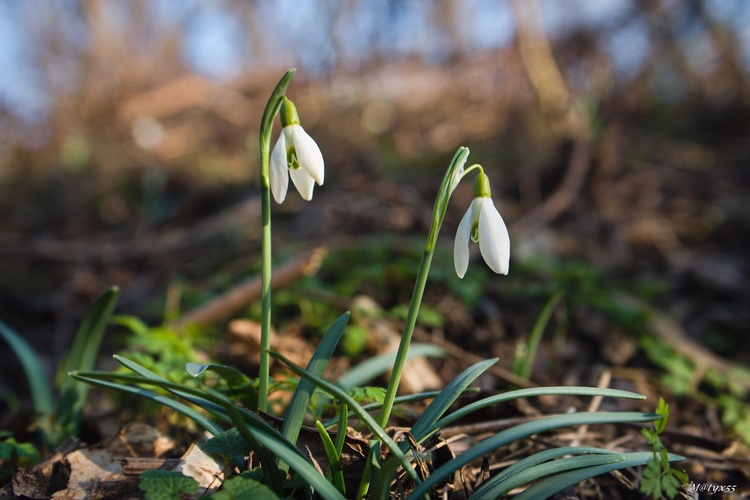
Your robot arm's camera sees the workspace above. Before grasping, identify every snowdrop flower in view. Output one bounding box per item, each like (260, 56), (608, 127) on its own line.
(270, 97), (324, 203)
(454, 172), (510, 278)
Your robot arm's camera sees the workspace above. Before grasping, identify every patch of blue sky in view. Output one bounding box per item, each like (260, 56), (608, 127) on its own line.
(458, 0), (515, 51)
(538, 0), (632, 35)
(704, 0), (750, 67)
(605, 19), (651, 80)
(182, 5), (247, 79)
(0, 3), (50, 123)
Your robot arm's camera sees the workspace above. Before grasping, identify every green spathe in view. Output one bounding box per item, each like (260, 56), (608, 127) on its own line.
(279, 97), (300, 127)
(474, 171), (492, 198)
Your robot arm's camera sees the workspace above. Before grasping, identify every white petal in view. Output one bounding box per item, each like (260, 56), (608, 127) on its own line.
(453, 204), (473, 279)
(477, 198), (510, 275)
(289, 166), (316, 201)
(290, 124), (324, 185)
(270, 133), (289, 204)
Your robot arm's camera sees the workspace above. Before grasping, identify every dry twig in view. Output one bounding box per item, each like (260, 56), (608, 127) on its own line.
(176, 246), (327, 328)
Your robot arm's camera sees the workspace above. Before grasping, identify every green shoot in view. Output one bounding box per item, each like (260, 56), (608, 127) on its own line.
(639, 398), (689, 499)
(513, 291), (564, 380)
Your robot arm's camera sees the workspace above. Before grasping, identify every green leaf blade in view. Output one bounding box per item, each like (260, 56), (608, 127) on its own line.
(514, 452), (684, 500)
(268, 349), (419, 485)
(410, 411), (661, 498)
(0, 320), (53, 421)
(408, 358), (497, 442)
(281, 312), (349, 448)
(430, 386), (645, 437)
(59, 287), (119, 437)
(315, 420), (346, 495)
(471, 453), (625, 499)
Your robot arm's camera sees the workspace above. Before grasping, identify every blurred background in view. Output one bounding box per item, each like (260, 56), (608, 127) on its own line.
(1, 0), (749, 427)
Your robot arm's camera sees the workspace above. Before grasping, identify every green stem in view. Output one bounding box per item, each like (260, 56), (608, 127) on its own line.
(358, 147), (469, 498)
(376, 146), (469, 427)
(257, 68), (296, 413)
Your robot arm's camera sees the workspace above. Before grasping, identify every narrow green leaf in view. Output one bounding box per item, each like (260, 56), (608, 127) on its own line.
(369, 455), (403, 500)
(222, 403), (284, 492)
(333, 401), (348, 456)
(471, 446), (621, 499)
(73, 367), (282, 439)
(409, 411), (661, 498)
(471, 453), (625, 499)
(0, 320), (53, 420)
(516, 291), (564, 379)
(186, 362), (254, 387)
(426, 386), (645, 439)
(59, 287), (119, 437)
(70, 373), (223, 435)
(186, 361), (258, 411)
(336, 343), (445, 389)
(322, 389), (449, 429)
(222, 402), (345, 500)
(73, 362), (341, 495)
(514, 452), (684, 500)
(269, 349), (420, 484)
(408, 358), (497, 442)
(315, 420), (346, 495)
(114, 355), (228, 416)
(281, 312), (349, 448)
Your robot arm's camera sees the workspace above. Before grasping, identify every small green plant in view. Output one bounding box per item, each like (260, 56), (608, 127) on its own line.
(640, 398), (689, 499)
(138, 470), (200, 500)
(0, 287), (118, 448)
(67, 69), (684, 499)
(0, 431), (42, 484)
(114, 315), (208, 384)
(642, 336), (750, 445)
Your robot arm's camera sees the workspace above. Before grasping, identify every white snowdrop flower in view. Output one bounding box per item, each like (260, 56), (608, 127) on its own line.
(454, 172), (510, 278)
(270, 97), (324, 203)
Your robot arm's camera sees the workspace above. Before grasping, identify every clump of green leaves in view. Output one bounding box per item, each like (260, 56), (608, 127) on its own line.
(642, 336), (750, 445)
(0, 432), (42, 483)
(115, 315), (207, 383)
(640, 398), (688, 499)
(0, 287), (118, 450)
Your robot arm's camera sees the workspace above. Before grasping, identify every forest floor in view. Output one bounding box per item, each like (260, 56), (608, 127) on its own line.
(1, 63), (750, 498)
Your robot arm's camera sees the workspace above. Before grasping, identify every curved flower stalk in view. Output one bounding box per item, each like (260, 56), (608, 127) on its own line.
(270, 97), (324, 203)
(375, 147), (470, 426)
(454, 171), (510, 278)
(257, 69), (295, 412)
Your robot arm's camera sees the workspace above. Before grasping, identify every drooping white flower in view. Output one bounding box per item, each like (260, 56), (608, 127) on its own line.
(454, 172), (510, 278)
(270, 98), (324, 203)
